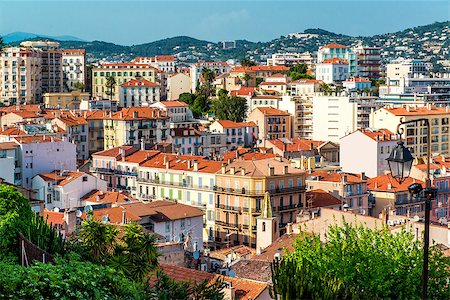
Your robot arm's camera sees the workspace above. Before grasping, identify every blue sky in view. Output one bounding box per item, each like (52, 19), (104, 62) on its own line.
(1, 1), (449, 45)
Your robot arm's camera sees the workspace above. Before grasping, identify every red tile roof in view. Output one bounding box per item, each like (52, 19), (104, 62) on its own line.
(290, 79), (323, 84)
(155, 55), (175, 61)
(345, 77), (371, 83)
(81, 206), (141, 223)
(230, 87), (256, 97)
(93, 146), (139, 159)
(252, 233), (298, 262)
(0, 127), (27, 136)
(158, 263), (214, 284)
(140, 153), (222, 174)
(368, 174), (425, 192)
(14, 136), (62, 144)
(81, 190), (139, 205)
(321, 58), (349, 65)
(383, 106), (450, 116)
(306, 189), (342, 208)
(0, 142), (19, 150)
(159, 101), (189, 107)
(249, 66), (289, 72)
(62, 49), (86, 54)
(37, 170), (87, 187)
(107, 107), (168, 120)
(215, 120), (257, 128)
(358, 129), (395, 141)
(122, 201), (204, 221)
(44, 210), (65, 225)
(121, 78), (159, 87)
(309, 171), (366, 183)
(321, 43), (348, 49)
(254, 107), (290, 116)
(259, 81), (287, 85)
(268, 138), (324, 152)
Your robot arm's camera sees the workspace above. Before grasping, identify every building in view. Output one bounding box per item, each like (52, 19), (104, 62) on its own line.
(287, 79), (322, 97)
(132, 55), (176, 73)
(92, 63), (158, 102)
(81, 189), (139, 206)
(0, 142), (20, 184)
(32, 170), (107, 210)
(209, 120), (258, 149)
(85, 110), (107, 155)
(340, 129), (398, 178)
(248, 107), (292, 143)
(315, 58), (349, 84)
(306, 171), (370, 215)
(103, 107), (169, 149)
(305, 189), (342, 215)
(14, 136), (77, 188)
(367, 174), (425, 218)
(150, 101), (197, 128)
(0, 47), (42, 105)
(342, 78), (372, 92)
(119, 78), (160, 107)
(169, 128), (204, 155)
(51, 112), (89, 161)
(371, 105), (450, 157)
(167, 73), (192, 100)
(434, 175), (450, 223)
(267, 52), (315, 70)
(317, 43), (357, 77)
(312, 94), (382, 143)
(43, 91), (89, 109)
(214, 157), (306, 248)
(352, 46), (381, 80)
(190, 62), (231, 92)
(62, 49), (86, 91)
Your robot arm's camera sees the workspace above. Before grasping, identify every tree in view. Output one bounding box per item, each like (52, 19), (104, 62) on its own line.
(242, 73), (252, 87)
(319, 83), (332, 95)
(0, 36), (5, 54)
(73, 81), (85, 91)
(191, 94), (209, 117)
(179, 93), (197, 106)
(212, 93), (248, 122)
(105, 76), (116, 100)
(270, 221), (450, 299)
(240, 58), (256, 67)
(289, 63), (308, 74)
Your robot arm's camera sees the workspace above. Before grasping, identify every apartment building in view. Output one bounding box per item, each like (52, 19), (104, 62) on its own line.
(352, 46), (381, 80)
(266, 52), (315, 70)
(43, 91), (89, 109)
(169, 128), (204, 155)
(85, 110), (106, 155)
(247, 96), (282, 116)
(287, 79), (322, 97)
(0, 142), (19, 184)
(315, 58), (350, 84)
(340, 129), (398, 178)
(62, 49), (86, 91)
(119, 78), (160, 107)
(51, 112), (89, 161)
(277, 95), (313, 139)
(371, 105), (450, 157)
(103, 107), (169, 149)
(312, 94), (382, 143)
(0, 47), (42, 105)
(248, 107), (292, 143)
(307, 171), (370, 215)
(342, 78), (371, 92)
(92, 63), (158, 101)
(21, 41), (63, 95)
(434, 176), (450, 223)
(317, 43), (357, 77)
(209, 120), (258, 149)
(150, 101), (198, 128)
(191, 62), (231, 92)
(32, 170), (107, 210)
(132, 55), (177, 73)
(167, 73), (191, 100)
(214, 157), (306, 248)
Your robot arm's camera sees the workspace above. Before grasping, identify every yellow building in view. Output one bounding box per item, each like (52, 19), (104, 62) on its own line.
(92, 63), (158, 102)
(43, 91), (89, 109)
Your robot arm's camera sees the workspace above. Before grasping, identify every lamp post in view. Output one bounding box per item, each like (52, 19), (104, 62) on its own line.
(386, 118), (437, 300)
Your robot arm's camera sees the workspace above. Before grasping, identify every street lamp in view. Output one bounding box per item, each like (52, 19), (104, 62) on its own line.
(386, 118), (437, 300)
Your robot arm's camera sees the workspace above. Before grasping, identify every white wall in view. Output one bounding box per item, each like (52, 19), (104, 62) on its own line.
(154, 216), (204, 251)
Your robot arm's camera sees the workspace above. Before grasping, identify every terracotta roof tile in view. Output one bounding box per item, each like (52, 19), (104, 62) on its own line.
(121, 78), (159, 87)
(0, 142), (19, 150)
(254, 107), (290, 116)
(158, 263), (214, 284)
(81, 190), (139, 205)
(321, 43), (348, 49)
(122, 201), (204, 220)
(308, 171), (366, 183)
(252, 233), (298, 262)
(81, 206), (141, 223)
(93, 146), (138, 159)
(306, 189), (342, 208)
(215, 120), (257, 129)
(368, 174), (425, 192)
(268, 138), (324, 152)
(44, 210), (65, 225)
(383, 106), (450, 116)
(321, 58), (349, 65)
(159, 101), (189, 107)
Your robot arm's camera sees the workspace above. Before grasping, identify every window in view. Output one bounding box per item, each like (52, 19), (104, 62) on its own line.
(165, 222), (170, 233)
(180, 219), (185, 229)
(262, 221), (266, 232)
(82, 176), (88, 182)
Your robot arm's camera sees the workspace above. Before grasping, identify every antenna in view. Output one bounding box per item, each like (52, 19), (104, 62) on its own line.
(174, 235), (181, 243)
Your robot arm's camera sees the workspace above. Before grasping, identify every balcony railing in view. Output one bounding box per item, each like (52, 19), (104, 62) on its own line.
(90, 167), (114, 174)
(115, 170), (138, 176)
(116, 184), (131, 191)
(277, 204), (300, 211)
(139, 193), (157, 200)
(216, 220), (239, 229)
(137, 178), (216, 192)
(217, 204), (241, 212)
(215, 185), (306, 196)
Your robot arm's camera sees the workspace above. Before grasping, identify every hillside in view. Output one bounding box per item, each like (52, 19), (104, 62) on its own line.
(3, 21), (448, 65)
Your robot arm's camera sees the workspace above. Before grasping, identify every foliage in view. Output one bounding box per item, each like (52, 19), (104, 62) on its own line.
(319, 83), (332, 95)
(211, 92), (248, 122)
(25, 212), (65, 255)
(105, 76), (116, 98)
(288, 72), (315, 81)
(179, 92), (197, 106)
(0, 36), (5, 53)
(190, 94), (210, 117)
(270, 221), (450, 300)
(73, 81), (85, 91)
(256, 77), (264, 86)
(289, 63), (308, 74)
(240, 58), (256, 67)
(0, 255), (147, 300)
(241, 73), (252, 87)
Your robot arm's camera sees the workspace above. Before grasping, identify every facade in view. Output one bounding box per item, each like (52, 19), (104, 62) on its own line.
(51, 113), (89, 161)
(169, 128), (204, 155)
(0, 142), (19, 184)
(62, 49), (86, 91)
(248, 107), (292, 143)
(317, 43), (357, 77)
(190, 62), (231, 92)
(167, 73), (191, 100)
(306, 171), (370, 215)
(92, 63), (158, 101)
(312, 94), (382, 143)
(132, 56), (177, 73)
(434, 176), (450, 223)
(209, 120), (258, 149)
(85, 111), (106, 155)
(103, 107), (169, 149)
(119, 78), (160, 107)
(371, 105), (450, 157)
(43, 91), (89, 109)
(340, 129), (398, 178)
(32, 170), (107, 210)
(342, 78), (372, 92)
(287, 79), (322, 97)
(352, 46), (381, 80)
(266, 52), (315, 70)
(215, 157), (306, 248)
(315, 58), (349, 84)
(150, 101), (197, 128)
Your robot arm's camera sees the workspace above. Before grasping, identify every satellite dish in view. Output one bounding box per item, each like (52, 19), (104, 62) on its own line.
(359, 209), (366, 215)
(342, 204), (349, 211)
(53, 207), (60, 212)
(183, 229), (189, 236)
(76, 210), (82, 218)
(229, 270), (236, 277)
(85, 205), (93, 212)
(413, 215), (420, 222)
(193, 250), (200, 260)
(174, 235), (181, 243)
(86, 214), (92, 221)
(101, 215), (109, 223)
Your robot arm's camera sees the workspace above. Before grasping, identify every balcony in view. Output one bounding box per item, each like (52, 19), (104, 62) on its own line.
(216, 220), (239, 229)
(116, 184), (131, 191)
(90, 167), (114, 174)
(217, 204), (241, 212)
(115, 170), (138, 176)
(277, 203), (300, 211)
(139, 193), (156, 201)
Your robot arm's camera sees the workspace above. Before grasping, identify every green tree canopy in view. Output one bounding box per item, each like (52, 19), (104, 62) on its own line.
(271, 221), (450, 300)
(289, 63), (308, 74)
(212, 93), (248, 122)
(240, 58), (256, 67)
(179, 92), (197, 106)
(105, 76), (116, 98)
(73, 81), (85, 91)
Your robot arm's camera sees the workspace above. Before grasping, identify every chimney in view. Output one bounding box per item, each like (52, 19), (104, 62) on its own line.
(230, 167), (235, 175)
(193, 161), (199, 172)
(286, 223), (293, 234)
(96, 195), (100, 201)
(163, 155), (168, 165)
(310, 142), (314, 150)
(187, 160), (192, 169)
(122, 210), (127, 224)
(227, 158), (233, 164)
(133, 111), (138, 118)
(406, 106), (410, 112)
(140, 138), (145, 150)
(284, 165), (289, 174)
(63, 210), (77, 235)
(342, 175), (348, 184)
(269, 165), (275, 176)
(387, 183), (392, 190)
(241, 168), (245, 176)
(360, 172), (366, 180)
(221, 163), (227, 174)
(120, 147), (126, 161)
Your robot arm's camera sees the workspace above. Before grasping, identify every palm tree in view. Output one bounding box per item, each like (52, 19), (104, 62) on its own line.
(73, 81), (85, 92)
(242, 73), (252, 87)
(105, 76), (116, 101)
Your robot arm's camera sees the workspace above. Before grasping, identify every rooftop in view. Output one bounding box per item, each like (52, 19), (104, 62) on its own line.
(383, 106), (450, 116)
(36, 170), (87, 187)
(308, 171), (366, 183)
(122, 200), (204, 221)
(306, 189), (342, 208)
(268, 138), (324, 152)
(367, 174), (424, 192)
(253, 107), (291, 116)
(121, 78), (159, 87)
(81, 190), (139, 205)
(215, 120), (257, 129)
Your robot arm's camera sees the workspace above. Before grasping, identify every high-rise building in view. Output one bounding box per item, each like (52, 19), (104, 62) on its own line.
(353, 46), (381, 80)
(62, 49), (86, 91)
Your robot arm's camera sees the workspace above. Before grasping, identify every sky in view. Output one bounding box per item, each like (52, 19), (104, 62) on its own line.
(0, 0), (449, 45)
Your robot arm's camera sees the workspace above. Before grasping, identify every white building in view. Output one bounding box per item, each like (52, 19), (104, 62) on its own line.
(150, 101), (198, 128)
(190, 62), (231, 92)
(62, 49), (86, 91)
(14, 136), (77, 188)
(343, 78), (372, 92)
(132, 56), (177, 73)
(209, 120), (258, 149)
(267, 52), (314, 69)
(119, 78), (160, 107)
(51, 113), (89, 161)
(0, 142), (19, 184)
(315, 58), (349, 84)
(32, 170), (107, 210)
(317, 43), (357, 77)
(340, 129), (398, 178)
(167, 73), (192, 101)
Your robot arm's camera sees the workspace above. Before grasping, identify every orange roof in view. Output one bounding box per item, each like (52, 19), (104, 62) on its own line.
(321, 43), (348, 49)
(44, 210), (65, 226)
(358, 129), (395, 141)
(159, 101), (189, 107)
(368, 174), (425, 192)
(100, 62), (156, 69)
(253, 233), (298, 262)
(122, 150), (160, 163)
(9, 111), (40, 118)
(81, 206), (141, 223)
(383, 106), (450, 116)
(37, 170), (87, 187)
(107, 107), (168, 121)
(121, 78), (159, 87)
(93, 146), (138, 159)
(194, 61), (229, 67)
(254, 107), (290, 116)
(309, 171), (366, 183)
(306, 189), (341, 208)
(268, 138), (324, 152)
(259, 81), (287, 85)
(230, 87), (256, 96)
(14, 135), (62, 144)
(62, 49), (86, 54)
(0, 127), (27, 136)
(221, 149), (276, 161)
(249, 66), (289, 72)
(122, 200), (204, 220)
(84, 110), (109, 120)
(81, 190), (139, 205)
(155, 55), (175, 61)
(140, 153), (222, 174)
(55, 114), (88, 126)
(0, 104), (42, 113)
(158, 264), (214, 284)
(215, 120), (257, 128)
(290, 79), (323, 84)
(230, 66), (257, 73)
(321, 58), (348, 65)
(217, 275), (268, 300)
(0, 142), (18, 150)
(268, 73), (286, 78)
